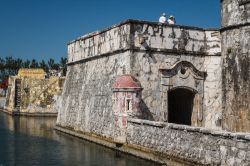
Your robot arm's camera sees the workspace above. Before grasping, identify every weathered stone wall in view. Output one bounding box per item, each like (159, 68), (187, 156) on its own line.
(56, 51), (131, 138)
(221, 0), (250, 26)
(221, 0), (250, 132)
(67, 20), (221, 64)
(59, 20), (222, 130)
(127, 118), (250, 166)
(67, 23), (131, 63)
(131, 22), (220, 56)
(18, 68), (46, 79)
(4, 76), (16, 111)
(4, 76), (65, 115)
(129, 22), (222, 129)
(204, 56), (222, 128)
(20, 77), (64, 113)
(54, 3), (250, 164)
(130, 52), (222, 128)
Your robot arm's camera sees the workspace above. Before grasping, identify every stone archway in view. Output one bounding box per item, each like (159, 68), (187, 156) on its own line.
(159, 61), (206, 127)
(168, 88), (196, 125)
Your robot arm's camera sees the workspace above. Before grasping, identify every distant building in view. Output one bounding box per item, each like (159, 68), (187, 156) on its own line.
(4, 68), (65, 116)
(0, 79), (8, 97)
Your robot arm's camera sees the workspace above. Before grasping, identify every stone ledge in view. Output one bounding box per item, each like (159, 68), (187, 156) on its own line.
(68, 19), (219, 45)
(55, 125), (198, 166)
(128, 118), (166, 128)
(220, 23), (250, 32)
(67, 48), (131, 65)
(1, 108), (58, 117)
(67, 47), (220, 65)
(128, 118), (250, 141)
(221, 0), (250, 5)
(239, 0), (250, 6)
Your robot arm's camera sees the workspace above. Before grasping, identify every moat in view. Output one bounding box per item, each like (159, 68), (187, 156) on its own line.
(0, 111), (159, 166)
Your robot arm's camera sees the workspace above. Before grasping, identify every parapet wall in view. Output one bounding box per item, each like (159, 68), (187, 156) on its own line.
(67, 20), (220, 64)
(127, 118), (250, 165)
(56, 118), (250, 166)
(131, 21), (220, 56)
(68, 23), (131, 63)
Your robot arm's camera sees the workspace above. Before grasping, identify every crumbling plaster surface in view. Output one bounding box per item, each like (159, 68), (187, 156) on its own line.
(131, 22), (220, 56)
(67, 24), (131, 63)
(130, 22), (222, 129)
(56, 51), (131, 137)
(130, 52), (222, 129)
(221, 0), (250, 132)
(203, 56), (222, 128)
(221, 0), (250, 27)
(68, 20), (221, 64)
(221, 27), (250, 132)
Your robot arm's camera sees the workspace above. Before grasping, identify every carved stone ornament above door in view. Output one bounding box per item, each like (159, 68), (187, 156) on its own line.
(159, 61), (207, 127)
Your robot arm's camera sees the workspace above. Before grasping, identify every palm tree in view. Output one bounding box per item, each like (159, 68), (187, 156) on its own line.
(48, 58), (59, 70)
(39, 60), (48, 73)
(22, 60), (31, 68)
(5, 56), (16, 76)
(13, 58), (23, 74)
(30, 59), (39, 68)
(60, 57), (67, 76)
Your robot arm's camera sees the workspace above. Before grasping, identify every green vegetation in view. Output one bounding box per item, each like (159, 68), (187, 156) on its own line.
(0, 56), (67, 88)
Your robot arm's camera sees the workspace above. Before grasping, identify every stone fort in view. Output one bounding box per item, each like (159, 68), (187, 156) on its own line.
(56, 0), (250, 165)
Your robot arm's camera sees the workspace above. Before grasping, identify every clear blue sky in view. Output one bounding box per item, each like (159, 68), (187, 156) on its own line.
(0, 0), (220, 62)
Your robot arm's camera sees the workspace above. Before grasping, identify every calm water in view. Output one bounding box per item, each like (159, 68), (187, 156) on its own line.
(0, 111), (160, 166)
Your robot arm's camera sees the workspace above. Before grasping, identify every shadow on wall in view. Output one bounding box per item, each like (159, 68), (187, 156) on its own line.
(140, 100), (154, 121)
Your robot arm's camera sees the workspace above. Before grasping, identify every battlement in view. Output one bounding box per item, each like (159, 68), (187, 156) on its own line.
(67, 19), (221, 64)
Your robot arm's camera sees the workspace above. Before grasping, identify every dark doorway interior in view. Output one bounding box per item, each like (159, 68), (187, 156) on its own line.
(168, 88), (195, 125)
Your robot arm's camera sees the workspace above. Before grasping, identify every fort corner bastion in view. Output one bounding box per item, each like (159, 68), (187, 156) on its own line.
(57, 20), (222, 130)
(55, 1), (250, 164)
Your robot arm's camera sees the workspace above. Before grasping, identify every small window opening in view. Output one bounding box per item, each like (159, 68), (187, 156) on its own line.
(126, 98), (132, 112)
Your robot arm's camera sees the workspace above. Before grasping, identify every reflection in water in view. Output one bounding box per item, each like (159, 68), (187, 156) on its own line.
(5, 114), (56, 138)
(0, 112), (159, 166)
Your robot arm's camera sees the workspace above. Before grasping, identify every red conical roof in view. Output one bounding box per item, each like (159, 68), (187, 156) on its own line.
(113, 75), (142, 89)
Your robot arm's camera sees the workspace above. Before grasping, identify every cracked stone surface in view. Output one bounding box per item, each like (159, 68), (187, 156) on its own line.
(221, 0), (250, 132)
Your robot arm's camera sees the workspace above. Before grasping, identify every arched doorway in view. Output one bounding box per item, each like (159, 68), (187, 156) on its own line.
(168, 88), (195, 125)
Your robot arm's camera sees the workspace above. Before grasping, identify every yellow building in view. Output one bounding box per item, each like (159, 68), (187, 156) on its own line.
(4, 68), (65, 116)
